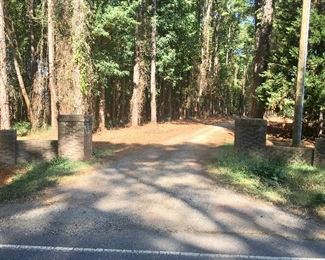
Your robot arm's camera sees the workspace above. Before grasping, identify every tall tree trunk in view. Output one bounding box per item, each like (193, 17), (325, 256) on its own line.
(30, 0), (48, 129)
(28, 0), (37, 80)
(160, 79), (165, 119)
(71, 0), (87, 114)
(130, 1), (146, 127)
(150, 0), (157, 124)
(250, 0), (274, 118)
(197, 0), (213, 113)
(0, 0), (10, 129)
(292, 0), (311, 147)
(48, 0), (58, 128)
(121, 78), (126, 123)
(318, 110), (324, 137)
(241, 67), (247, 115)
(98, 84), (106, 131)
(7, 19), (34, 124)
(13, 55), (34, 123)
(168, 83), (172, 120)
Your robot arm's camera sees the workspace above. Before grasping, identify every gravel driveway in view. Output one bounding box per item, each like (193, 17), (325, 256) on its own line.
(0, 123), (324, 259)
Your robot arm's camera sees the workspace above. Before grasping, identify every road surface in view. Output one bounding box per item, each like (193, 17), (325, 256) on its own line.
(0, 123), (324, 259)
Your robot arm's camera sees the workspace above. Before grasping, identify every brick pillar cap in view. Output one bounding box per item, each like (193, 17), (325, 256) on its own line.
(58, 114), (93, 122)
(0, 130), (17, 135)
(235, 117), (267, 126)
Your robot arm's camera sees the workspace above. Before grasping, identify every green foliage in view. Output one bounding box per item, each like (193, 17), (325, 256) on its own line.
(13, 121), (32, 136)
(259, 0), (325, 120)
(157, 0), (200, 84)
(0, 158), (91, 202)
(210, 145), (325, 217)
(90, 0), (137, 99)
(6, 0), (323, 129)
(72, 1), (94, 94)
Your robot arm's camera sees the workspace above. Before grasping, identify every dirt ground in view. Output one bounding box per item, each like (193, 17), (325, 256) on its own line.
(1, 119), (234, 186)
(4, 116), (316, 187)
(0, 119), (324, 258)
(93, 119), (234, 156)
(19, 118), (233, 143)
(265, 116), (316, 147)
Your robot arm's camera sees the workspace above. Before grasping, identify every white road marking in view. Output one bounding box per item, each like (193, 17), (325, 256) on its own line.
(0, 244), (323, 259)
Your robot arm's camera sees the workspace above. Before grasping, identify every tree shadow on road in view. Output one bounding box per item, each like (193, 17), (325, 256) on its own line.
(0, 140), (324, 258)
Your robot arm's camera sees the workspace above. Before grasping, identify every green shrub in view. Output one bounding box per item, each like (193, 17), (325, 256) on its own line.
(13, 121), (32, 136)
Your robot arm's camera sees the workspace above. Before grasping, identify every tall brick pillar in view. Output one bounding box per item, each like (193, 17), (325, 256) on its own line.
(314, 138), (325, 167)
(235, 118), (267, 151)
(0, 130), (17, 167)
(58, 115), (93, 160)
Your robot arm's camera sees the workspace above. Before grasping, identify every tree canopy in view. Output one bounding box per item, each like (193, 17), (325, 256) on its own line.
(0, 0), (323, 138)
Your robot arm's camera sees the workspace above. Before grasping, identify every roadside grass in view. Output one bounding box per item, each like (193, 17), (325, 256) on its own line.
(209, 145), (325, 219)
(93, 147), (114, 159)
(18, 125), (57, 140)
(0, 158), (91, 202)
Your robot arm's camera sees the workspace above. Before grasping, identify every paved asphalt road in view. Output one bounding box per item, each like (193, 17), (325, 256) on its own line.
(0, 124), (324, 259)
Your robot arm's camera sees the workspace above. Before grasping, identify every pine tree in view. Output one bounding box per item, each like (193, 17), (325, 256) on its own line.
(150, 0), (157, 124)
(250, 0), (274, 118)
(47, 0), (58, 128)
(0, 0), (10, 129)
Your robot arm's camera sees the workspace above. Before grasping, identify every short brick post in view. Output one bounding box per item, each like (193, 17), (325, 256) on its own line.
(0, 130), (17, 167)
(235, 118), (267, 152)
(58, 115), (93, 160)
(314, 138), (325, 167)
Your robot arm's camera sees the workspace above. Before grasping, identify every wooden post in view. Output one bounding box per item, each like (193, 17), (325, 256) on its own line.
(292, 0), (311, 147)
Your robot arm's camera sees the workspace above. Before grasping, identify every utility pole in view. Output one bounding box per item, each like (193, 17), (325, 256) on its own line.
(292, 0), (311, 147)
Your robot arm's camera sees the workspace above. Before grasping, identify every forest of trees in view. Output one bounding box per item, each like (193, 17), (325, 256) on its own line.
(0, 0), (324, 136)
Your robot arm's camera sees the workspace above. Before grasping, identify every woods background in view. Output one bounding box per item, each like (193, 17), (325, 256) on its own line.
(0, 0), (324, 136)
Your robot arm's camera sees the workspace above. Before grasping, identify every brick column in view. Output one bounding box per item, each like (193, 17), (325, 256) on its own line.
(0, 130), (17, 167)
(58, 115), (93, 160)
(314, 138), (325, 167)
(235, 118), (267, 151)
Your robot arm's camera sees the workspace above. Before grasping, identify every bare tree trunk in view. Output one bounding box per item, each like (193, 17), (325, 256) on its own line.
(0, 0), (10, 129)
(7, 18), (35, 124)
(197, 0), (213, 113)
(318, 110), (324, 137)
(28, 0), (37, 80)
(30, 0), (48, 129)
(250, 0), (274, 118)
(241, 67), (247, 115)
(69, 0), (93, 115)
(150, 0), (157, 124)
(112, 81), (117, 121)
(130, 1), (146, 127)
(168, 84), (172, 120)
(292, 0), (311, 147)
(31, 65), (48, 128)
(13, 55), (34, 123)
(71, 0), (86, 114)
(121, 78), (126, 123)
(160, 80), (165, 119)
(98, 85), (106, 131)
(48, 0), (58, 128)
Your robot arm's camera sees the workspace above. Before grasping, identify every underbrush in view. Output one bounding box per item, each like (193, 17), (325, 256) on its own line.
(209, 145), (325, 219)
(13, 121), (32, 136)
(0, 158), (91, 202)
